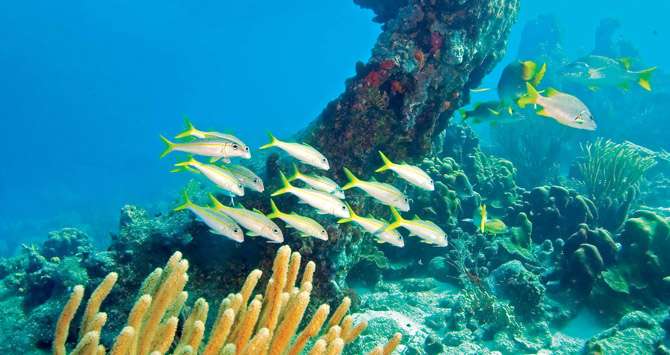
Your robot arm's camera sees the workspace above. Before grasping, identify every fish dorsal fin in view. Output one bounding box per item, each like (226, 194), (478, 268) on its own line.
(369, 176), (378, 182)
(545, 88), (560, 97)
(520, 60), (538, 81)
(235, 202), (247, 209)
(246, 231), (260, 237)
(412, 215), (422, 221)
(618, 57), (633, 70)
(252, 208), (264, 214)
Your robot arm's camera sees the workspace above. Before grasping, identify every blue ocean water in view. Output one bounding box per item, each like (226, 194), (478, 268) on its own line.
(2, 1), (668, 254)
(2, 1), (670, 354)
(0, 1), (379, 253)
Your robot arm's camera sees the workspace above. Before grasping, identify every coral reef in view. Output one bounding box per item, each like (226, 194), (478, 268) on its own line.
(301, 0), (520, 174)
(574, 139), (656, 216)
(585, 311), (665, 354)
(506, 185), (597, 242)
(53, 246), (401, 354)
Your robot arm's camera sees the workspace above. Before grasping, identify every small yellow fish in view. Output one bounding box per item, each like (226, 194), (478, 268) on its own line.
(289, 163), (344, 198)
(267, 199), (328, 241)
(385, 207), (447, 247)
(479, 204), (487, 233)
(160, 135), (249, 161)
(174, 192), (244, 242)
(375, 151), (434, 191)
(272, 171), (349, 218)
(484, 219), (508, 235)
(260, 133), (330, 170)
(172, 156), (244, 197)
(175, 118), (251, 157)
(343, 167), (410, 211)
(210, 194), (284, 243)
(338, 204), (404, 247)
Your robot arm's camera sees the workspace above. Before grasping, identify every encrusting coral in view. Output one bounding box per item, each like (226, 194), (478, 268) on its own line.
(52, 245), (401, 354)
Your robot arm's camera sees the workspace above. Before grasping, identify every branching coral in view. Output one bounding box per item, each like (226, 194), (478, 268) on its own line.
(576, 139), (656, 212)
(52, 246), (401, 354)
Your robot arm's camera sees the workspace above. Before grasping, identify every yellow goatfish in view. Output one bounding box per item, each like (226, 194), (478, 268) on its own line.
(343, 167), (410, 211)
(173, 156), (244, 197)
(175, 118), (250, 157)
(375, 151), (434, 191)
(289, 163), (345, 199)
(337, 204), (404, 247)
(385, 207), (447, 247)
(267, 199), (328, 241)
(160, 135), (250, 161)
(227, 164), (264, 193)
(210, 194), (284, 243)
(259, 132), (330, 170)
(272, 172), (349, 218)
(173, 192), (244, 242)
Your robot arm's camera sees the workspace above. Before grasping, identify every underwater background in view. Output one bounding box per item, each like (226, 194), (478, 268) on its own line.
(2, 0), (670, 354)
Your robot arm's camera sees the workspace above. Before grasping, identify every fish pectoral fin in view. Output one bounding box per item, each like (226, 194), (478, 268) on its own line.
(315, 211), (328, 215)
(210, 156), (223, 163)
(536, 108), (551, 117)
(222, 158), (231, 164)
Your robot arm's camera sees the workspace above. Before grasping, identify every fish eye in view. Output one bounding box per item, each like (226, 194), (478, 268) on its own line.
(273, 228), (279, 234)
(253, 178), (258, 183)
(322, 158), (327, 163)
(245, 146), (249, 151)
(238, 184), (243, 189)
(232, 144), (239, 150)
(341, 206), (346, 210)
(404, 197), (408, 202)
(234, 228), (240, 233)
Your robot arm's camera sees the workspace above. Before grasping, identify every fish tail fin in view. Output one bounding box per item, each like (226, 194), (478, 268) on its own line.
(385, 207), (405, 232)
(159, 135), (176, 158)
(517, 82), (540, 108)
(337, 203), (358, 224)
(459, 108), (469, 121)
(341, 167), (360, 190)
(636, 67), (656, 91)
(209, 193), (225, 210)
(174, 191), (194, 211)
(267, 199), (282, 219)
(175, 116), (199, 139)
(375, 151), (395, 173)
(520, 60), (538, 81)
(271, 171), (294, 196)
(619, 57), (633, 70)
(288, 162), (302, 182)
(172, 156), (199, 173)
(259, 132), (279, 150)
(532, 62), (547, 86)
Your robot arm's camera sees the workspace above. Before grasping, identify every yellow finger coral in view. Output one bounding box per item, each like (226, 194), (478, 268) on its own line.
(52, 245), (401, 354)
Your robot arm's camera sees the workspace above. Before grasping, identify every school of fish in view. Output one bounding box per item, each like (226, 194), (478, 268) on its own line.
(160, 120), (449, 247)
(463, 56), (656, 131)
